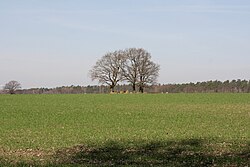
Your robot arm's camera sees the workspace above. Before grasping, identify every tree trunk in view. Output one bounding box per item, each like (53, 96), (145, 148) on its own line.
(110, 85), (115, 92)
(9, 89), (15, 94)
(139, 86), (144, 93)
(132, 83), (136, 92)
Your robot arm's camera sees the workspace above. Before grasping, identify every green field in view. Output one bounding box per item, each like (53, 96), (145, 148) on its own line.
(0, 94), (250, 166)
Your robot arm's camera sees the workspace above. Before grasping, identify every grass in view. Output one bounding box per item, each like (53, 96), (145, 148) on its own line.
(0, 94), (249, 166)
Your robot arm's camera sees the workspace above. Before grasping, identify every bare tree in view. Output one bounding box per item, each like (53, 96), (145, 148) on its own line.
(122, 48), (160, 93)
(122, 48), (142, 92)
(138, 58), (160, 93)
(89, 50), (125, 92)
(4, 80), (21, 94)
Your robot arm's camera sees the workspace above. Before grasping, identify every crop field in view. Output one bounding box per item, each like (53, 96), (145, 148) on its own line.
(0, 94), (250, 166)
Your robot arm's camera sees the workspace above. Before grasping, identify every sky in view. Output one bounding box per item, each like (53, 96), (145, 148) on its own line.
(1, 0), (250, 89)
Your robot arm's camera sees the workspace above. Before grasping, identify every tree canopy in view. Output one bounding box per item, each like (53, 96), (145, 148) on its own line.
(4, 80), (21, 94)
(89, 48), (160, 92)
(89, 50), (125, 92)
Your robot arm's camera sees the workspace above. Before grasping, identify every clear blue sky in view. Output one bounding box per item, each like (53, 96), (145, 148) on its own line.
(1, 0), (250, 88)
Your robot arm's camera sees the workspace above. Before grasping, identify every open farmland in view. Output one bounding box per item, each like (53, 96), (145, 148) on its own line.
(0, 94), (250, 166)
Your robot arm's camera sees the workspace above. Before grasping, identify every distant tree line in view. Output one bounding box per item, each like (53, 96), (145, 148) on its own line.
(2, 79), (250, 94)
(156, 79), (250, 93)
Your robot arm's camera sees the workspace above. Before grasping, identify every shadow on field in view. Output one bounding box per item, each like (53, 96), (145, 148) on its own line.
(53, 139), (250, 166)
(1, 139), (249, 166)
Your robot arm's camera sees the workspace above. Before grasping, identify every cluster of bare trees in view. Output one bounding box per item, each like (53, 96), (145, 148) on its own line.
(89, 48), (160, 93)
